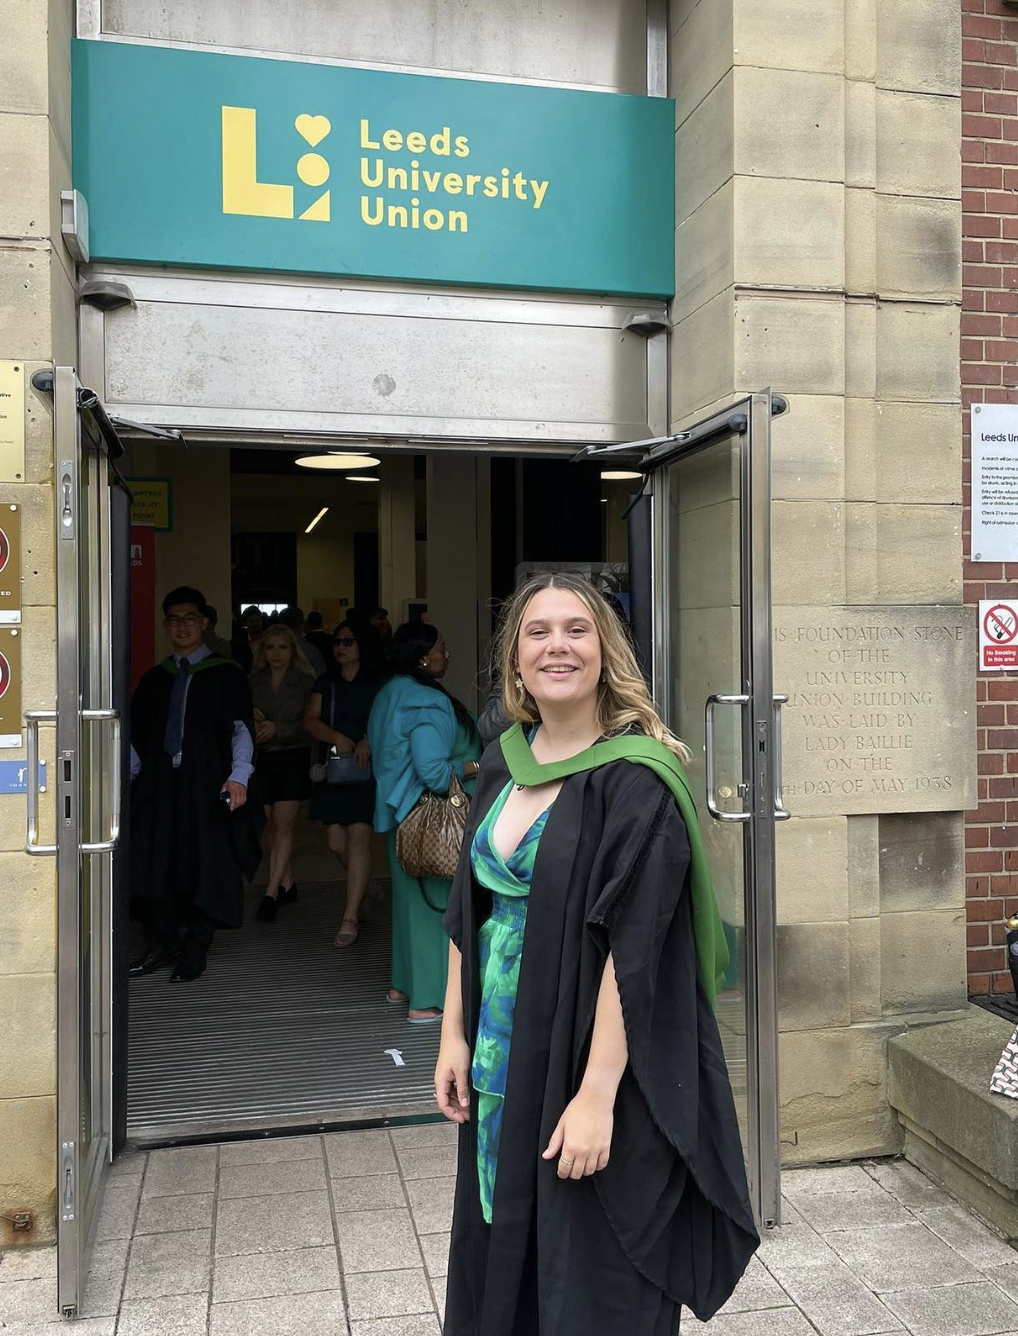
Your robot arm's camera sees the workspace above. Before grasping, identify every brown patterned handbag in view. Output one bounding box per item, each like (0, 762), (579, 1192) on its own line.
(396, 772), (470, 881)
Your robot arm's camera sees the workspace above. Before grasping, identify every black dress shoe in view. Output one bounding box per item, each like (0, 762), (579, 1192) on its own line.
(255, 894), (279, 922)
(170, 955), (206, 983)
(129, 946), (179, 977)
(278, 883), (298, 905)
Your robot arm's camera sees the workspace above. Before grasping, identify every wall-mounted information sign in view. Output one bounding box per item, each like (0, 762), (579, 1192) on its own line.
(127, 478), (173, 532)
(0, 503), (20, 625)
(0, 362), (25, 483)
(972, 404), (1018, 562)
(979, 598), (1018, 672)
(72, 39), (675, 298)
(0, 626), (22, 748)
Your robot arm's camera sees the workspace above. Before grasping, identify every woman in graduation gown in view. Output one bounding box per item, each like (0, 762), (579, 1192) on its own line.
(436, 572), (758, 1336)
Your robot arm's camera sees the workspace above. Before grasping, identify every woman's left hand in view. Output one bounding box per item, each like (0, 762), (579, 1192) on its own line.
(541, 1088), (613, 1180)
(354, 740), (371, 769)
(255, 719), (277, 744)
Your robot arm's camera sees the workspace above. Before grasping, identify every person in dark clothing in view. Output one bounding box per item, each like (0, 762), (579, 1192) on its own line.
(129, 586), (262, 982)
(202, 603), (234, 660)
(305, 609), (335, 665)
(277, 604), (327, 676)
(230, 605), (264, 672)
(436, 572), (757, 1335)
(369, 606), (393, 646)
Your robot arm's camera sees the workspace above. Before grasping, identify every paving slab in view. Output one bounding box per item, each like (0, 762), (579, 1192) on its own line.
(417, 1233), (450, 1281)
(345, 1268), (435, 1321)
(784, 1166), (882, 1197)
(404, 1178), (456, 1235)
(331, 1173), (408, 1213)
(135, 1191), (214, 1235)
(717, 1255), (792, 1314)
(350, 1317), (442, 1336)
(880, 1279), (1018, 1336)
(914, 1201), (1018, 1269)
(212, 1245), (341, 1304)
(325, 1130), (398, 1178)
(124, 1228), (213, 1301)
(219, 1135), (324, 1167)
(765, 1259), (903, 1336)
(394, 1143), (458, 1181)
(864, 1160), (953, 1210)
(827, 1221), (985, 1292)
(142, 1147), (218, 1198)
(0, 1246), (57, 1282)
(335, 1209), (423, 1274)
(209, 1287), (348, 1336)
(116, 1291), (209, 1336)
(789, 1183), (914, 1234)
(681, 1308), (822, 1334)
(389, 1125), (457, 1152)
(215, 1190), (335, 1256)
(218, 1157), (328, 1200)
(95, 1179), (142, 1241)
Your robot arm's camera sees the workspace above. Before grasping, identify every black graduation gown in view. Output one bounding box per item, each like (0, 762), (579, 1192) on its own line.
(130, 658), (262, 928)
(443, 746), (759, 1336)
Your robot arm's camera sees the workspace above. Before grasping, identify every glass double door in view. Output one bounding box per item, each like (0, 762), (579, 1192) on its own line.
(26, 368), (125, 1316)
(625, 391), (785, 1228)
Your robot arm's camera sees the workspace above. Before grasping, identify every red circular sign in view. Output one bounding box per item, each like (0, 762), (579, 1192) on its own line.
(0, 651), (9, 700)
(0, 526), (8, 576)
(985, 604), (1018, 645)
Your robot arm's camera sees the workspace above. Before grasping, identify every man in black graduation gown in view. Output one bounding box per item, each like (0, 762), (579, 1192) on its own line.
(129, 586), (262, 982)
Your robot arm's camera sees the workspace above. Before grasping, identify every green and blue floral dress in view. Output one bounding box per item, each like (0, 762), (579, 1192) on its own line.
(470, 780), (551, 1223)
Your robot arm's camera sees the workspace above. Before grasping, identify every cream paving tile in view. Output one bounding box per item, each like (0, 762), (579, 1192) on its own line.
(95, 1180), (142, 1241)
(209, 1288), (347, 1336)
(335, 1209), (423, 1274)
(394, 1144), (458, 1182)
(418, 1233), (449, 1281)
(404, 1178), (455, 1236)
(718, 1255), (792, 1314)
(783, 1167), (878, 1197)
(123, 1228), (213, 1301)
(345, 1268), (435, 1321)
(218, 1135), (323, 1167)
(331, 1174), (407, 1213)
(88, 1237), (132, 1280)
(863, 1161), (952, 1210)
(389, 1125), (457, 1152)
(881, 1280), (1018, 1336)
(350, 1318), (442, 1336)
(790, 1184), (913, 1234)
(767, 1260), (903, 1336)
(212, 1245), (341, 1304)
(135, 1191), (214, 1235)
(680, 1311), (821, 1334)
(142, 1147), (218, 1199)
(115, 1292), (209, 1336)
(215, 1191), (335, 1257)
(914, 1203), (1018, 1270)
(0, 1274), (57, 1322)
(218, 1157), (327, 1200)
(325, 1130), (397, 1179)
(826, 1222), (983, 1292)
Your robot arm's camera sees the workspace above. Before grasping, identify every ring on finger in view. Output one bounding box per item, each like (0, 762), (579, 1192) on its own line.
(560, 1157), (574, 1168)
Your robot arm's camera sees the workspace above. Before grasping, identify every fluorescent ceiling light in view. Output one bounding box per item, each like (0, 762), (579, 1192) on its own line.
(305, 506), (329, 534)
(296, 453), (382, 470)
(348, 475), (379, 483)
(600, 469), (642, 481)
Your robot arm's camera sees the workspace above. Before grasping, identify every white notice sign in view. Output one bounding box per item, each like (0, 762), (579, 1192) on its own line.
(972, 404), (1018, 561)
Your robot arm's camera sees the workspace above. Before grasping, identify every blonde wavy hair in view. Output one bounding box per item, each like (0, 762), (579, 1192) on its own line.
(494, 571), (692, 765)
(251, 623), (316, 677)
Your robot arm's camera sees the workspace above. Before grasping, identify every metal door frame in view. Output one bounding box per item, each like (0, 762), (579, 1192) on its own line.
(25, 367), (124, 1317)
(589, 390), (786, 1228)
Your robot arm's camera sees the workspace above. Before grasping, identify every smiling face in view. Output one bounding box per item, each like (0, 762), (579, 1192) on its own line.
(164, 602), (207, 656)
(263, 631), (294, 673)
(515, 588), (602, 714)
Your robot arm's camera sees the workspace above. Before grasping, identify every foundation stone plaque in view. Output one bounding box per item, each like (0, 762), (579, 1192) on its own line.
(774, 606), (976, 817)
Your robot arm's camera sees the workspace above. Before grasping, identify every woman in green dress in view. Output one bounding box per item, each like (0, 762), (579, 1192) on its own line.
(368, 622), (481, 1022)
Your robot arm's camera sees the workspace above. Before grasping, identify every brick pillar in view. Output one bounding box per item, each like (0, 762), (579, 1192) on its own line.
(962, 0), (1018, 996)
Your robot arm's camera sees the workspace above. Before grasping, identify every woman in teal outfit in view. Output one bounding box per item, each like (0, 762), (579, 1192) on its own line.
(368, 622), (481, 1022)
(436, 573), (758, 1336)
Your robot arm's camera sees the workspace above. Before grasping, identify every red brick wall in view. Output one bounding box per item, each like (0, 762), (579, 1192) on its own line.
(963, 0), (1018, 995)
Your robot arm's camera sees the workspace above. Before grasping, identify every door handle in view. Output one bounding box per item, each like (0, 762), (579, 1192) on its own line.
(705, 693), (751, 823)
(24, 710), (57, 856)
(773, 694), (791, 821)
(80, 709), (121, 853)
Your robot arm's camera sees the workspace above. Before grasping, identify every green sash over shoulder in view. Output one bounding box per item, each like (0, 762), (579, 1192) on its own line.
(500, 723), (729, 1010)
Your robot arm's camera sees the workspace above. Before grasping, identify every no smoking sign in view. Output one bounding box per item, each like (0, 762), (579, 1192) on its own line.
(980, 599), (1018, 670)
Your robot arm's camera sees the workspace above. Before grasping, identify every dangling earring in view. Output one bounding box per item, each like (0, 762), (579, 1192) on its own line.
(514, 674), (524, 692)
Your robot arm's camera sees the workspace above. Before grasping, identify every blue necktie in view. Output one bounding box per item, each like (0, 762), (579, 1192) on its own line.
(164, 657), (190, 759)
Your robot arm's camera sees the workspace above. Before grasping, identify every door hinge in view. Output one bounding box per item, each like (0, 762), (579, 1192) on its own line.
(61, 1141), (75, 1221)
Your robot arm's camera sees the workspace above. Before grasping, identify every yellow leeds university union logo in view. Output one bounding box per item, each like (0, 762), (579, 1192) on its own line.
(222, 107), (332, 222)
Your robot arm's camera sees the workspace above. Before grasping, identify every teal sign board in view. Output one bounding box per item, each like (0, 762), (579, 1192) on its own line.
(71, 40), (675, 297)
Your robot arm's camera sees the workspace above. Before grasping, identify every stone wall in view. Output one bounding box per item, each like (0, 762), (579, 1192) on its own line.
(0, 0), (73, 1245)
(960, 0), (1018, 998)
(670, 0), (967, 1164)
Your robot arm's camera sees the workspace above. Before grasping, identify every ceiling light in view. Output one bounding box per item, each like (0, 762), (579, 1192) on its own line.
(295, 453), (382, 470)
(347, 475), (379, 483)
(305, 506), (329, 534)
(600, 469), (643, 481)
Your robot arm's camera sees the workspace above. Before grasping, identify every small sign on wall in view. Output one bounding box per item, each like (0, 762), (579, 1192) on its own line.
(0, 626), (22, 748)
(0, 503), (20, 625)
(127, 478), (173, 532)
(972, 404), (1018, 562)
(0, 361), (26, 483)
(980, 598), (1018, 671)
